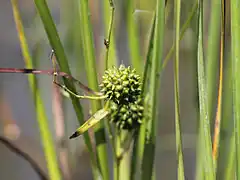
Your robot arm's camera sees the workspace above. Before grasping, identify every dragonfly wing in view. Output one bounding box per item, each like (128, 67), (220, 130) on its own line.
(69, 108), (109, 139)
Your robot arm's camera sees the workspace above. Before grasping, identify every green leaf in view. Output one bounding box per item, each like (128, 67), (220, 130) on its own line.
(206, 0), (221, 123)
(174, 0), (185, 178)
(77, 1), (110, 179)
(11, 1), (61, 179)
(33, 0), (100, 178)
(196, 1), (215, 179)
(130, 13), (155, 180)
(141, 0), (165, 179)
(231, 0), (240, 178)
(127, 0), (142, 74)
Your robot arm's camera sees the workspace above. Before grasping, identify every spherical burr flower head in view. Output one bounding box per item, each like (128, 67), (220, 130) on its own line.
(100, 65), (144, 130)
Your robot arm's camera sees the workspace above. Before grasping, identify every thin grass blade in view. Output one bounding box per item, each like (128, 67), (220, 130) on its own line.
(206, 0), (221, 125)
(33, 0), (100, 178)
(173, 0), (185, 179)
(231, 0), (240, 178)
(126, 0), (142, 74)
(212, 0), (225, 167)
(162, 0), (198, 70)
(217, 50), (235, 180)
(141, 0), (165, 178)
(77, 0), (110, 179)
(11, 1), (61, 179)
(196, 0), (215, 179)
(130, 13), (155, 180)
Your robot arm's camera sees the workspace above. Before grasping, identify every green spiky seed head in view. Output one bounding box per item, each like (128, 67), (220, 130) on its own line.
(109, 98), (144, 130)
(100, 65), (141, 104)
(100, 65), (144, 130)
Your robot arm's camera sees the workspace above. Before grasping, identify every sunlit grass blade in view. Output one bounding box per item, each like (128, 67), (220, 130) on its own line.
(11, 1), (61, 179)
(206, 0), (221, 124)
(33, 0), (100, 178)
(196, 0), (215, 179)
(212, 0), (225, 167)
(162, 0), (198, 70)
(195, 129), (205, 180)
(117, 0), (146, 179)
(114, 131), (130, 180)
(126, 0), (141, 74)
(77, 0), (110, 179)
(217, 50), (235, 180)
(231, 0), (240, 178)
(174, 0), (185, 179)
(141, 0), (165, 179)
(130, 13), (155, 180)
(70, 108), (110, 139)
(165, 0), (171, 23)
(223, 135), (236, 180)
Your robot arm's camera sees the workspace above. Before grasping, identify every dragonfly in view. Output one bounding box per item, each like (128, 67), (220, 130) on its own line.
(3, 0), (153, 143)
(0, 50), (144, 138)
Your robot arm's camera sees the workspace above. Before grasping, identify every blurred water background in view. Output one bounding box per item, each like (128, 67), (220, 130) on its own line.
(0, 0), (215, 179)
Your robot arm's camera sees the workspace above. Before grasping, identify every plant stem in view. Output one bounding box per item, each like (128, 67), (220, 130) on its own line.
(115, 130), (121, 180)
(231, 0), (240, 178)
(141, 0), (165, 179)
(130, 13), (155, 180)
(196, 0), (215, 179)
(127, 0), (141, 74)
(104, 0), (115, 69)
(162, 0), (198, 70)
(11, 1), (61, 179)
(33, 0), (99, 178)
(77, 0), (109, 179)
(0, 136), (48, 180)
(206, 0), (221, 124)
(212, 0), (225, 166)
(174, 0), (185, 178)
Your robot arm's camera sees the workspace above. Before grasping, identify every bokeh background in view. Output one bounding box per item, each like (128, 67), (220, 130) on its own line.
(0, 0), (221, 179)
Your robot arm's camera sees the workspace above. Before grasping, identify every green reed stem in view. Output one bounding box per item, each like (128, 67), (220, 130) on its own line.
(231, 0), (240, 178)
(162, 0), (198, 70)
(196, 0), (215, 179)
(11, 1), (61, 179)
(127, 0), (142, 74)
(104, 0), (116, 69)
(206, 0), (221, 124)
(141, 0), (165, 179)
(130, 13), (156, 180)
(174, 0), (185, 179)
(77, 0), (109, 179)
(33, 0), (99, 178)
